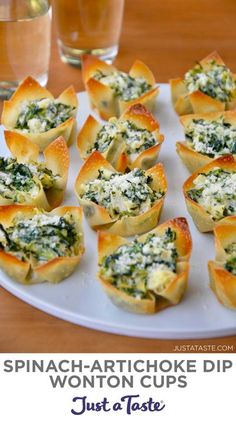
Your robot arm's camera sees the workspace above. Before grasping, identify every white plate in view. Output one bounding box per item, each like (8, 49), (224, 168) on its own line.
(0, 84), (236, 339)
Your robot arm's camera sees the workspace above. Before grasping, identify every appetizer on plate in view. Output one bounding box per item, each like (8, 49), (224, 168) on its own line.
(183, 155), (236, 232)
(75, 151), (167, 236)
(1, 76), (78, 151)
(170, 51), (236, 115)
(0, 131), (69, 210)
(77, 103), (164, 172)
(98, 217), (192, 314)
(208, 216), (236, 309)
(177, 111), (236, 172)
(0, 205), (84, 284)
(81, 55), (159, 120)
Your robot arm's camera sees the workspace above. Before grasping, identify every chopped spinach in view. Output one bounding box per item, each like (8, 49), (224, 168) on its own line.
(100, 229), (178, 298)
(93, 70), (152, 102)
(185, 117), (236, 157)
(185, 60), (236, 102)
(15, 98), (76, 133)
(187, 168), (236, 221)
(0, 157), (58, 203)
(81, 168), (163, 219)
(224, 242), (236, 275)
(87, 119), (156, 158)
(225, 256), (236, 276)
(0, 213), (81, 263)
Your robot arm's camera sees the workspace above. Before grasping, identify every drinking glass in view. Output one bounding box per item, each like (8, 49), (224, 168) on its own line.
(53, 0), (124, 65)
(0, 0), (51, 98)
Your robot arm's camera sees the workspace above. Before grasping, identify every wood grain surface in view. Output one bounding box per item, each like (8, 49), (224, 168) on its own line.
(1, 0), (236, 352)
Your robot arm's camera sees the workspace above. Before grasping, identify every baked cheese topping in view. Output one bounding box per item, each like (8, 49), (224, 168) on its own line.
(27, 162), (59, 189)
(93, 70), (152, 102)
(15, 98), (76, 133)
(187, 168), (236, 221)
(0, 211), (81, 263)
(87, 118), (156, 160)
(184, 60), (236, 102)
(81, 168), (163, 219)
(224, 242), (236, 276)
(0, 157), (58, 203)
(185, 118), (236, 158)
(99, 228), (178, 299)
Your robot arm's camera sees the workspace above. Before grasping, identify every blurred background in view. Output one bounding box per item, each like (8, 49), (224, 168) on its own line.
(50, 0), (236, 93)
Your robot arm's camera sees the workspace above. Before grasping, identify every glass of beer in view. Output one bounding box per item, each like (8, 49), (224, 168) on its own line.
(53, 0), (125, 65)
(0, 0), (51, 99)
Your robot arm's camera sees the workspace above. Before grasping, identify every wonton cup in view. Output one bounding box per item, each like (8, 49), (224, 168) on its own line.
(97, 217), (192, 314)
(3, 131), (69, 210)
(183, 155), (236, 232)
(208, 217), (236, 310)
(170, 51), (236, 115)
(81, 55), (159, 120)
(74, 151), (167, 236)
(1, 76), (78, 151)
(176, 110), (236, 173)
(77, 103), (164, 172)
(0, 205), (84, 284)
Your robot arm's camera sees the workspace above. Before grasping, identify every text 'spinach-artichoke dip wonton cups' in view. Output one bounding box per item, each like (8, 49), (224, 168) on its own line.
(81, 55), (159, 120)
(183, 155), (236, 232)
(176, 111), (236, 173)
(77, 103), (164, 172)
(208, 217), (236, 310)
(97, 217), (192, 314)
(0, 205), (84, 284)
(1, 76), (78, 151)
(170, 51), (236, 115)
(0, 131), (69, 210)
(75, 151), (167, 237)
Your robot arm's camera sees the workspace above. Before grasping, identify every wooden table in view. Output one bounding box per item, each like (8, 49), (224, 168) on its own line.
(1, 0), (236, 352)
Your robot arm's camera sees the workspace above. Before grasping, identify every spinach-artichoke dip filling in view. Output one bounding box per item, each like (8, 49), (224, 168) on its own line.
(0, 212), (81, 263)
(184, 60), (236, 102)
(81, 168), (163, 219)
(187, 168), (236, 221)
(15, 98), (76, 133)
(224, 242), (236, 276)
(0, 157), (58, 202)
(93, 70), (152, 102)
(99, 228), (178, 299)
(185, 118), (236, 157)
(87, 119), (156, 159)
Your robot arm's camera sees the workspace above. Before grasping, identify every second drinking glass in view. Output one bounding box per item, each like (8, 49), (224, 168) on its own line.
(53, 0), (125, 65)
